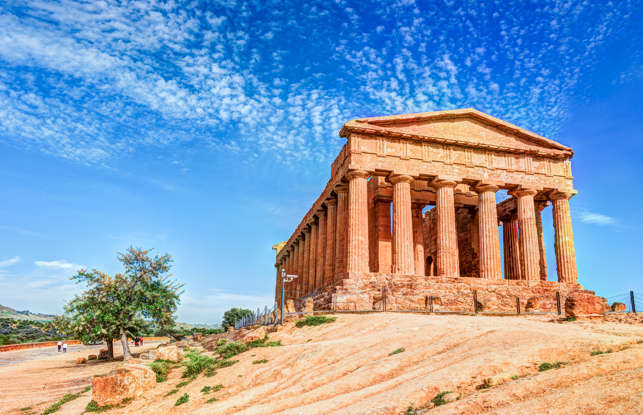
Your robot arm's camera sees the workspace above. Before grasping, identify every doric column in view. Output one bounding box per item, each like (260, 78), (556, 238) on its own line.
(291, 243), (298, 297)
(308, 219), (318, 292)
(502, 217), (522, 279)
(476, 184), (501, 279)
(325, 198), (337, 285)
(298, 236), (305, 297)
(535, 203), (548, 281)
(275, 264), (281, 303)
(511, 188), (540, 281)
(435, 179), (459, 277)
(316, 209), (327, 289)
(412, 204), (425, 276)
(390, 174), (415, 275)
(375, 199), (392, 273)
(335, 184), (348, 278)
(302, 227), (311, 295)
(346, 169), (370, 273)
(551, 191), (578, 284)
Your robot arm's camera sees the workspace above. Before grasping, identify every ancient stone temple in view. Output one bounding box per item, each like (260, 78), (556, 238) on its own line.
(274, 109), (607, 315)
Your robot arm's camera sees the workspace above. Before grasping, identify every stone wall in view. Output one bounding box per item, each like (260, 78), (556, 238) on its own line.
(310, 273), (607, 316)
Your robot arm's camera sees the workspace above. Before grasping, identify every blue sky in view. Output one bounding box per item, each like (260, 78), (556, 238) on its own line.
(0, 0), (641, 323)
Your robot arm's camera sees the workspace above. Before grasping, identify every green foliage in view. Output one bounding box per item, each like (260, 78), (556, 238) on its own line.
(295, 315), (336, 328)
(174, 393), (189, 406)
(150, 360), (171, 382)
(62, 247), (183, 360)
(216, 359), (238, 368)
(206, 397), (218, 403)
(217, 338), (227, 346)
(222, 308), (253, 329)
(538, 361), (567, 371)
(404, 405), (418, 415)
(591, 349), (612, 356)
(511, 375), (520, 380)
(0, 318), (64, 345)
(388, 348), (404, 356)
(176, 380), (191, 388)
(564, 316), (577, 322)
(41, 391), (83, 415)
(165, 389), (179, 397)
(204, 368), (217, 377)
(216, 340), (249, 358)
(252, 359), (268, 364)
(246, 336), (282, 348)
(182, 350), (216, 378)
(201, 384), (225, 394)
(431, 391), (452, 407)
(85, 400), (111, 413)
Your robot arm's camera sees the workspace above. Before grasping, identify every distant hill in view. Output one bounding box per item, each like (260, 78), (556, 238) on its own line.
(0, 304), (56, 321)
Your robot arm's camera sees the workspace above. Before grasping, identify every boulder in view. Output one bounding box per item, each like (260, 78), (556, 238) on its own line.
(193, 332), (202, 341)
(611, 302), (627, 312)
(565, 291), (610, 317)
(87, 354), (98, 360)
(442, 392), (459, 403)
(243, 326), (267, 343)
(76, 357), (87, 364)
(91, 364), (155, 407)
(140, 350), (157, 360)
(155, 345), (183, 362)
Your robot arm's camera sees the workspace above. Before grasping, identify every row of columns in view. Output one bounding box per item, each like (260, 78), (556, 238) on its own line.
(277, 169), (578, 300)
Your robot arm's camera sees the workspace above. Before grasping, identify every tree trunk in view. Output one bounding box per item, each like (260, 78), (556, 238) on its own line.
(120, 331), (132, 360)
(106, 338), (114, 360)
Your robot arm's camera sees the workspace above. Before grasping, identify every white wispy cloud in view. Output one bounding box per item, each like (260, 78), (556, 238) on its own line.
(0, 0), (638, 167)
(0, 256), (20, 267)
(580, 212), (617, 226)
(34, 260), (84, 271)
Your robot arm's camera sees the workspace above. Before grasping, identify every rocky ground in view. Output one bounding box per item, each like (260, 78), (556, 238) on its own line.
(1, 313), (642, 414)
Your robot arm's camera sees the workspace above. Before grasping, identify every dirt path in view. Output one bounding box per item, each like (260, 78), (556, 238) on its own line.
(0, 341), (164, 415)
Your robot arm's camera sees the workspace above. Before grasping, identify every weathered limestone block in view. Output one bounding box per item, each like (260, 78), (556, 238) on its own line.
(155, 345), (183, 362)
(76, 357), (87, 364)
(565, 291), (609, 316)
(611, 302), (626, 312)
(286, 299), (296, 313)
(303, 297), (314, 313)
(242, 326), (267, 343)
(525, 297), (541, 312)
(91, 364), (156, 407)
(87, 354), (98, 360)
(140, 350), (156, 360)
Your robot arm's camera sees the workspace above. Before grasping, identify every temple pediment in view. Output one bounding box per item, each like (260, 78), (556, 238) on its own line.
(340, 109), (572, 158)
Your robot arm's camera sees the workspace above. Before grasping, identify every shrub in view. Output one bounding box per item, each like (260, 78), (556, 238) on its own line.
(405, 405), (418, 415)
(216, 359), (238, 368)
(165, 389), (179, 397)
(538, 361), (566, 372)
(42, 392), (83, 414)
(206, 397), (218, 403)
(217, 338), (227, 346)
(176, 380), (191, 388)
(511, 375), (519, 380)
(216, 341), (249, 358)
(247, 336), (282, 348)
(295, 315), (336, 328)
(150, 359), (171, 383)
(204, 368), (217, 377)
(175, 393), (189, 406)
(590, 350), (604, 356)
(85, 400), (112, 413)
(252, 359), (268, 364)
(388, 348), (404, 356)
(201, 385), (212, 394)
(182, 350), (215, 378)
(564, 316), (576, 322)
(431, 391), (451, 407)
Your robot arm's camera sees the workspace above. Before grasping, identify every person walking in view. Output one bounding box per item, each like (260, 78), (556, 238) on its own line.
(139, 336), (143, 346)
(57, 341), (62, 352)
(62, 342), (68, 353)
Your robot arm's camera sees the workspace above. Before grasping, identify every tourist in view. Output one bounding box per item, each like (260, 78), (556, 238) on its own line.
(134, 338), (139, 347)
(139, 336), (143, 345)
(57, 341), (62, 352)
(62, 343), (67, 353)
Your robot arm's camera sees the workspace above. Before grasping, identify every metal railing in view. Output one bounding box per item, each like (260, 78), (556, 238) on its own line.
(234, 304), (280, 330)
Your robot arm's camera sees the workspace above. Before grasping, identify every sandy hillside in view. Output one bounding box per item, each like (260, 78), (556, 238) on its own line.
(2, 314), (642, 414)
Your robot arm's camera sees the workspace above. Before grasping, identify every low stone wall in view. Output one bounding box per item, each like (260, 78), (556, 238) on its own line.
(0, 339), (81, 352)
(0, 337), (169, 353)
(307, 273), (608, 316)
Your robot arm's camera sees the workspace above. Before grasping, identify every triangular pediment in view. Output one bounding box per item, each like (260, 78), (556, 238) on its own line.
(340, 109), (572, 157)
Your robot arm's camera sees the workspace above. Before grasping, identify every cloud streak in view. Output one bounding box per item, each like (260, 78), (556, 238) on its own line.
(0, 0), (638, 167)
(0, 256), (20, 267)
(580, 212), (617, 226)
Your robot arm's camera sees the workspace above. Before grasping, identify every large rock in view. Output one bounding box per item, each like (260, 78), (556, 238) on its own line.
(155, 345), (183, 362)
(91, 364), (155, 407)
(285, 299), (296, 313)
(140, 350), (157, 360)
(242, 326), (267, 343)
(565, 291), (609, 317)
(193, 332), (202, 341)
(611, 302), (626, 312)
(76, 357), (87, 364)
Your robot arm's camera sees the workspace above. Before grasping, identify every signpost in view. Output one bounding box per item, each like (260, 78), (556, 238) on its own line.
(281, 269), (298, 325)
